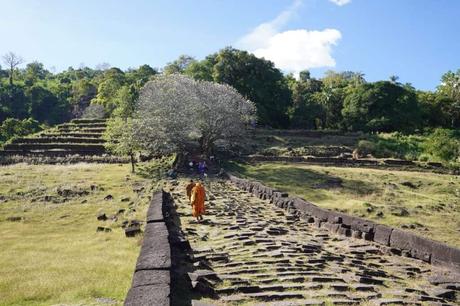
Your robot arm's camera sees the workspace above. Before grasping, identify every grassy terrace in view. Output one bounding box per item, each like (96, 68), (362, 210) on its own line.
(0, 163), (153, 306)
(245, 129), (360, 156)
(228, 161), (460, 248)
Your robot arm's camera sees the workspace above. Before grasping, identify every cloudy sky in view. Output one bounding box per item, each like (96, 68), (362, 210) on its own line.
(1, 0), (459, 90)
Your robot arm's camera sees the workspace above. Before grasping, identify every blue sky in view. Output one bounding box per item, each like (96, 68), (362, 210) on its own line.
(1, 0), (459, 90)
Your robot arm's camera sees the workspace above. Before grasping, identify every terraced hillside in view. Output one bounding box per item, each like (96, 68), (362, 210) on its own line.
(241, 129), (457, 175)
(0, 119), (109, 158)
(245, 129), (361, 159)
(167, 179), (459, 306)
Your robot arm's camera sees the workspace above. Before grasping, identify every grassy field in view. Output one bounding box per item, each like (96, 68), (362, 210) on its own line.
(228, 161), (460, 248)
(0, 163), (154, 306)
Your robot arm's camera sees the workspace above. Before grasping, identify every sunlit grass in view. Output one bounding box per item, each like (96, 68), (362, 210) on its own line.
(0, 163), (153, 306)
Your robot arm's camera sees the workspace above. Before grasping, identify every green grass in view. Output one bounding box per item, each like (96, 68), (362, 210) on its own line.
(228, 161), (460, 248)
(0, 163), (154, 306)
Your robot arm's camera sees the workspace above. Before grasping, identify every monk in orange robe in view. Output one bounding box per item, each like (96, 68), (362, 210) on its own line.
(190, 181), (206, 222)
(186, 180), (195, 201)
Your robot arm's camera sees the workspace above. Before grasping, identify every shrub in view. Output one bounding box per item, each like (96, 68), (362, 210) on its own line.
(0, 118), (42, 142)
(418, 153), (431, 162)
(357, 140), (376, 155)
(424, 128), (460, 161)
(356, 133), (425, 160)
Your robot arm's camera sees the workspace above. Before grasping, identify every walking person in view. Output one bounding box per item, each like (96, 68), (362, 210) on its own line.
(190, 180), (206, 223)
(198, 161), (206, 178)
(186, 179), (195, 201)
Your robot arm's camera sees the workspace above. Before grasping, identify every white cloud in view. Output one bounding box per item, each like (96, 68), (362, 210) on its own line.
(237, 0), (342, 77)
(238, 0), (302, 50)
(329, 0), (352, 6)
(253, 29), (341, 75)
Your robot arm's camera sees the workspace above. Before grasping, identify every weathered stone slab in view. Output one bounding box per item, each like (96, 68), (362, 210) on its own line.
(389, 229), (414, 251)
(125, 225), (141, 237)
(132, 270), (170, 287)
(146, 192), (164, 223)
(431, 242), (460, 270)
(144, 222), (168, 238)
(350, 218), (376, 234)
(136, 234), (171, 271)
(374, 224), (393, 246)
(428, 271), (460, 285)
(124, 284), (169, 306)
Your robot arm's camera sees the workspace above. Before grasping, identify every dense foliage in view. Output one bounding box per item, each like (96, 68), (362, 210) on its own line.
(0, 118), (42, 144)
(0, 57), (157, 142)
(358, 129), (460, 163)
(1, 49), (459, 156)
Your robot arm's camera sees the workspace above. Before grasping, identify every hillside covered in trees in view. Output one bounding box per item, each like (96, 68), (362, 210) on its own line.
(1, 47), (459, 151)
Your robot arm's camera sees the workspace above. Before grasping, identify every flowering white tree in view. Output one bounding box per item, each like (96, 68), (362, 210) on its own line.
(194, 81), (256, 154)
(133, 74), (256, 157)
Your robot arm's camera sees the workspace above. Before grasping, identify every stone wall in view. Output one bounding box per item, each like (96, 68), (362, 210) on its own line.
(124, 191), (172, 306)
(244, 155), (458, 174)
(228, 174), (460, 271)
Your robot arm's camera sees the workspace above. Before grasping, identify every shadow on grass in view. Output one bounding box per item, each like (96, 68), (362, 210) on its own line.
(226, 161), (379, 202)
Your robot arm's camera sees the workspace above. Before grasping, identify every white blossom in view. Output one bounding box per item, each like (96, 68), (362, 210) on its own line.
(133, 74), (256, 155)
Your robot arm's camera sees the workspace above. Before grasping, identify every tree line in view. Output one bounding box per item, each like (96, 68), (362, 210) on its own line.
(1, 47), (459, 138)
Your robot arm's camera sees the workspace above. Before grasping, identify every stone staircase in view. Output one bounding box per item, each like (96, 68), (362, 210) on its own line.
(168, 179), (459, 305)
(0, 119), (107, 157)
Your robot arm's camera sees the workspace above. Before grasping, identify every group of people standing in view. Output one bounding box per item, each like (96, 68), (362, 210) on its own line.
(186, 179), (206, 222)
(188, 160), (208, 176)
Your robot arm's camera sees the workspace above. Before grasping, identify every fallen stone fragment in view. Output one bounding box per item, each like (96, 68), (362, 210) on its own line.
(125, 225), (141, 237)
(96, 226), (111, 232)
(6, 216), (22, 222)
(97, 212), (107, 221)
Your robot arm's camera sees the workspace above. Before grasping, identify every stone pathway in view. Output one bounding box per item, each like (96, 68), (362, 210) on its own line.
(167, 179), (459, 306)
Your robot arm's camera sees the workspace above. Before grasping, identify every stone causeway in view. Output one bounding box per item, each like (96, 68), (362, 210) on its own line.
(125, 177), (460, 305)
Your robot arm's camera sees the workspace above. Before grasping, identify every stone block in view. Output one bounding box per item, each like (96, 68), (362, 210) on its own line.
(124, 284), (169, 306)
(144, 222), (168, 238)
(146, 192), (164, 223)
(373, 224), (393, 246)
(410, 235), (435, 263)
(431, 242), (460, 270)
(132, 270), (170, 288)
(135, 234), (171, 271)
(323, 222), (340, 233)
(125, 226), (141, 237)
(362, 232), (374, 241)
(337, 225), (351, 236)
(389, 229), (413, 251)
(350, 218), (376, 233)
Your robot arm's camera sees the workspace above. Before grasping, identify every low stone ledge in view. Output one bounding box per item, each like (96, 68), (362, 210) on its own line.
(146, 192), (165, 223)
(124, 284), (170, 306)
(132, 270), (170, 288)
(227, 174), (460, 271)
(374, 224), (393, 246)
(125, 190), (172, 306)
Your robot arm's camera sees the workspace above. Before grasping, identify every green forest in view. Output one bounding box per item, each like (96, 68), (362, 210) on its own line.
(1, 47), (459, 159)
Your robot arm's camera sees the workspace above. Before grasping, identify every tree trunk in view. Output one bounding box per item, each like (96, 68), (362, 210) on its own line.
(9, 68), (13, 85)
(130, 153), (135, 173)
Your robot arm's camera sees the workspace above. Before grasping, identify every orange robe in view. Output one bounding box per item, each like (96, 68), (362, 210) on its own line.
(190, 183), (206, 217)
(186, 182), (195, 200)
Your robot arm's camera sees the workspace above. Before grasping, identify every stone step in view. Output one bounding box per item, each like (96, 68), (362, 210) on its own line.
(221, 291), (305, 302)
